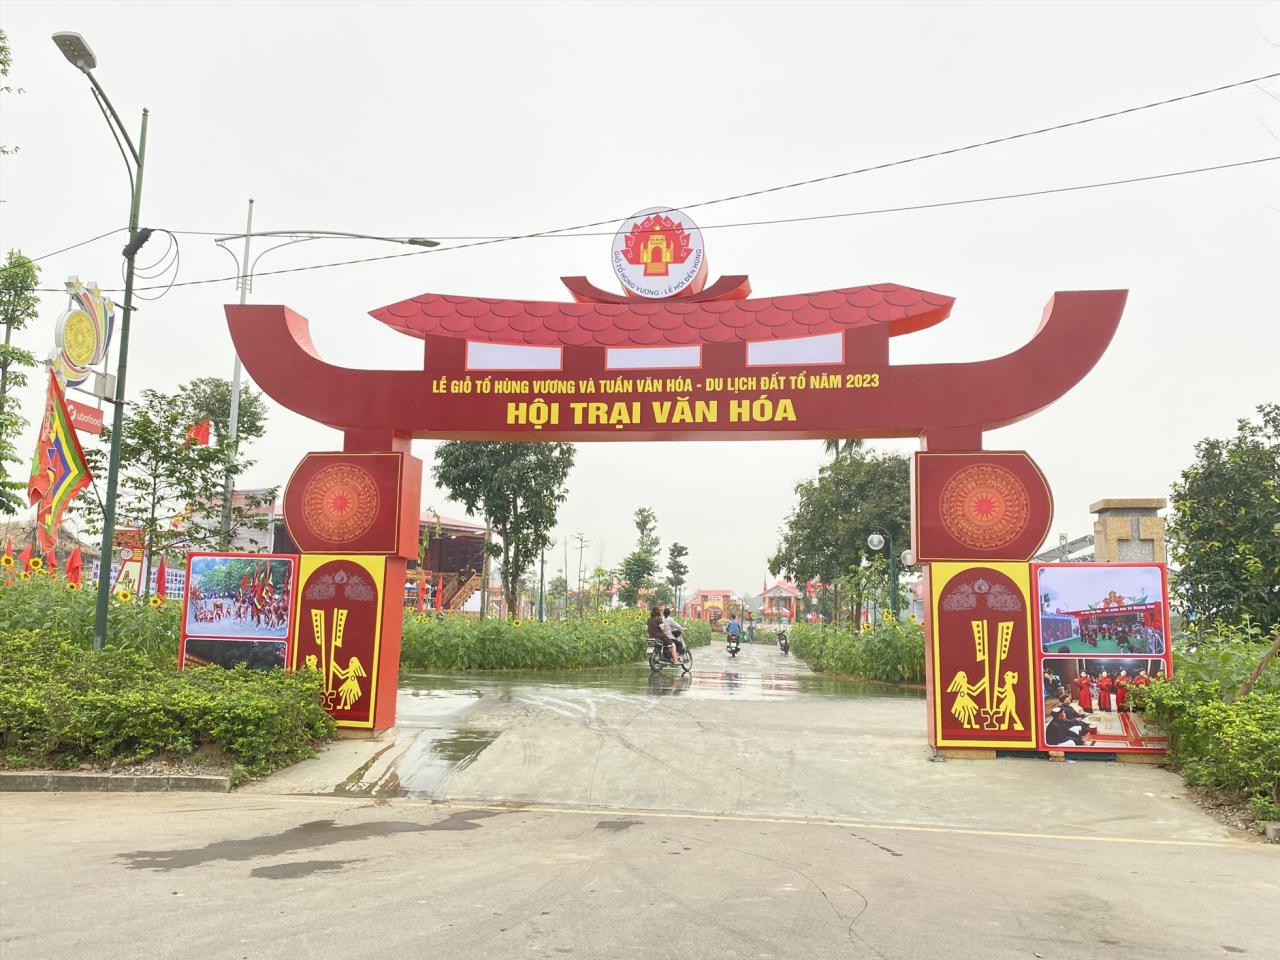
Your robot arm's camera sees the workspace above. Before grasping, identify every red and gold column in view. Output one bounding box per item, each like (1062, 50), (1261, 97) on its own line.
(283, 449), (422, 730)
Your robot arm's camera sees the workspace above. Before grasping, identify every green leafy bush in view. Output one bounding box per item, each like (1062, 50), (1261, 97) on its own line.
(0, 631), (334, 778)
(789, 619), (925, 682)
(1139, 680), (1279, 808)
(401, 610), (712, 671)
(1134, 619), (1279, 814)
(0, 576), (180, 665)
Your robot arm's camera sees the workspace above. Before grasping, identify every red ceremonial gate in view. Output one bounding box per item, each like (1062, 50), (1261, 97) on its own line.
(228, 206), (1127, 738)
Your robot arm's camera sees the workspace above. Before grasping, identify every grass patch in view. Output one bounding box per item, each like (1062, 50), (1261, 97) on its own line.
(789, 619), (925, 683)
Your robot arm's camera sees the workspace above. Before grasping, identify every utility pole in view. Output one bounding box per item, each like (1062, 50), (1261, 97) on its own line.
(574, 532), (588, 616)
(219, 199), (254, 549)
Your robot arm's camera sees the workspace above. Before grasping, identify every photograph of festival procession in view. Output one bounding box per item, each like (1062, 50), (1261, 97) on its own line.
(1034, 563), (1167, 656)
(182, 554), (296, 640)
(1040, 657), (1169, 750)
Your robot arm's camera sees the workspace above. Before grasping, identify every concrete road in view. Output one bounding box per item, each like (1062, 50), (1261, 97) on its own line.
(4, 642), (1277, 958)
(2, 791), (1277, 960)
(258, 641), (1239, 843)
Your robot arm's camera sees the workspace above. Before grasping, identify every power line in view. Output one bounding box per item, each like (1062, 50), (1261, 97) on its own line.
(30, 227), (126, 262)
(27, 70), (1279, 274)
(33, 154), (1279, 293)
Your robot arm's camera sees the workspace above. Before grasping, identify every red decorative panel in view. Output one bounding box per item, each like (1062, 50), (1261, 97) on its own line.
(283, 452), (419, 558)
(913, 452), (1053, 562)
(293, 555), (388, 728)
(928, 562), (1038, 749)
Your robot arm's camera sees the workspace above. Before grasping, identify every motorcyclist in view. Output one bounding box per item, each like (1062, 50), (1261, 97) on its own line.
(661, 607), (685, 662)
(646, 606), (669, 661)
(725, 613), (742, 651)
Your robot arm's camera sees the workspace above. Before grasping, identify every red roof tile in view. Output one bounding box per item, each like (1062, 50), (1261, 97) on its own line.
(370, 284), (952, 349)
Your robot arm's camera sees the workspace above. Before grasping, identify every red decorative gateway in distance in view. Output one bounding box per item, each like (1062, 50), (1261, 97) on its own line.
(225, 280), (1126, 450)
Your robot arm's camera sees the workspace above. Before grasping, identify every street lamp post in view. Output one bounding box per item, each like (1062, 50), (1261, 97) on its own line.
(212, 218), (439, 549)
(866, 528), (898, 621)
(54, 32), (151, 649)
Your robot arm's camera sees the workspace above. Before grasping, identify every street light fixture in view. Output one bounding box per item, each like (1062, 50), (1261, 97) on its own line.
(54, 31), (150, 649)
(212, 213), (440, 548)
(866, 527), (899, 621)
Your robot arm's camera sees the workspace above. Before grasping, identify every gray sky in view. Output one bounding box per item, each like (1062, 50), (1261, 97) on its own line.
(2, 1), (1277, 598)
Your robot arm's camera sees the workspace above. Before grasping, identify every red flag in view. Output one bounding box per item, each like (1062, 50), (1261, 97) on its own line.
(155, 556), (168, 598)
(17, 545), (33, 573)
(418, 568), (429, 613)
(240, 570), (251, 594)
(184, 420), (211, 445)
(65, 547), (84, 587)
(434, 574), (444, 611)
(44, 549), (57, 574)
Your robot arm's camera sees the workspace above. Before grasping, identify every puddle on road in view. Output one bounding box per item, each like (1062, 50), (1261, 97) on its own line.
(399, 662), (924, 705)
(393, 728), (500, 800)
(389, 650), (921, 799)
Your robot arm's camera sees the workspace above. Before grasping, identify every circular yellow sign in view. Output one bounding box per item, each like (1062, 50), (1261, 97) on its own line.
(62, 309), (98, 366)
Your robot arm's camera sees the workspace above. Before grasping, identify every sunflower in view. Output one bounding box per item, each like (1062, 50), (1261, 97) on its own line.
(149, 596), (165, 609)
(19, 571), (31, 581)
(116, 588), (133, 603)
(860, 622), (872, 633)
(513, 619), (522, 627)
(28, 557), (44, 573)
(0, 555), (13, 569)
(66, 581), (81, 591)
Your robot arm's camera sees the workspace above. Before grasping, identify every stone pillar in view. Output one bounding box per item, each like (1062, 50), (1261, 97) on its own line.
(1090, 499), (1167, 563)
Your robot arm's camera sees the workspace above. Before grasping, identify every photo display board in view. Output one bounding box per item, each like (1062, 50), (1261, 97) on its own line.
(1032, 563), (1172, 753)
(179, 552), (299, 671)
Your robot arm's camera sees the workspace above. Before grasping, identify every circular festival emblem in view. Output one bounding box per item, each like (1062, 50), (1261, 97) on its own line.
(939, 464), (1031, 551)
(53, 280), (115, 388)
(611, 207), (707, 299)
(300, 464), (381, 544)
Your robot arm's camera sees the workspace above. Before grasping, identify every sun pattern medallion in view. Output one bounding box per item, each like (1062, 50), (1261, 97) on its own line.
(939, 464), (1030, 550)
(300, 464), (380, 543)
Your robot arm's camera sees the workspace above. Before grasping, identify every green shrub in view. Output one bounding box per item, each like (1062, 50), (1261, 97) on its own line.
(0, 631), (334, 778)
(401, 610), (711, 671)
(0, 576), (180, 666)
(789, 619), (925, 682)
(1139, 679), (1279, 808)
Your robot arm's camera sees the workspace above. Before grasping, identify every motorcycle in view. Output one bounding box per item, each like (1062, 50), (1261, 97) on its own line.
(727, 632), (741, 657)
(648, 629), (692, 674)
(777, 629), (789, 655)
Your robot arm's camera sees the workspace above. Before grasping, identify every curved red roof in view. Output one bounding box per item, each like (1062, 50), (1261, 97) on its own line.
(369, 283), (954, 348)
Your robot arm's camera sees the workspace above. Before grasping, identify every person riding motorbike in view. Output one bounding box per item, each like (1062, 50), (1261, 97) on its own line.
(648, 606), (677, 664)
(725, 613), (742, 652)
(661, 607), (685, 662)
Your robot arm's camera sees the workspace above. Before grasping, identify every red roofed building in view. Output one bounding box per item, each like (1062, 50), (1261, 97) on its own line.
(758, 580), (802, 623)
(683, 589), (735, 627)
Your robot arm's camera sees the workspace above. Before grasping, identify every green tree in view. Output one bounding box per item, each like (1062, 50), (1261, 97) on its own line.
(822, 437), (864, 459)
(1168, 403), (1280, 632)
(618, 506), (660, 607)
(666, 541), (689, 611)
(769, 448), (910, 626)
(1, 28), (25, 156)
(432, 441), (575, 618)
(547, 573), (569, 619)
(183, 377), (269, 447)
(0, 250), (40, 514)
(588, 565), (613, 614)
(74, 383), (274, 592)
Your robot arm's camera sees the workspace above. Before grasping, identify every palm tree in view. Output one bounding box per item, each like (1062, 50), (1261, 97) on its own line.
(822, 438), (864, 458)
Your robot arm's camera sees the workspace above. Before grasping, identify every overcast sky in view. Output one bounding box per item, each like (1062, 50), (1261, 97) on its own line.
(2, 1), (1277, 598)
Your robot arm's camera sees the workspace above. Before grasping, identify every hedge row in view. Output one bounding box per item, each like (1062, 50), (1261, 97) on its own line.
(788, 620), (925, 683)
(401, 611), (713, 671)
(0, 631), (334, 780)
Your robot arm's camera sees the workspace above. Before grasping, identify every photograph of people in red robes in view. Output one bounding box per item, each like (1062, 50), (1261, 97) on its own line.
(1040, 658), (1168, 750)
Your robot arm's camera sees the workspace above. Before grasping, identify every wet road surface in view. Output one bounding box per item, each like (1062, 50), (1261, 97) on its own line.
(247, 640), (1242, 846)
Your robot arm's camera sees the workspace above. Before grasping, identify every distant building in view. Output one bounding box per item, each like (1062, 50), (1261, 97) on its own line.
(683, 589), (734, 626)
(757, 580), (802, 622)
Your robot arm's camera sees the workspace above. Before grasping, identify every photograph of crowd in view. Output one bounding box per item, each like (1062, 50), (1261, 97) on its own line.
(1040, 657), (1168, 750)
(184, 555), (295, 640)
(1036, 564), (1166, 655)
